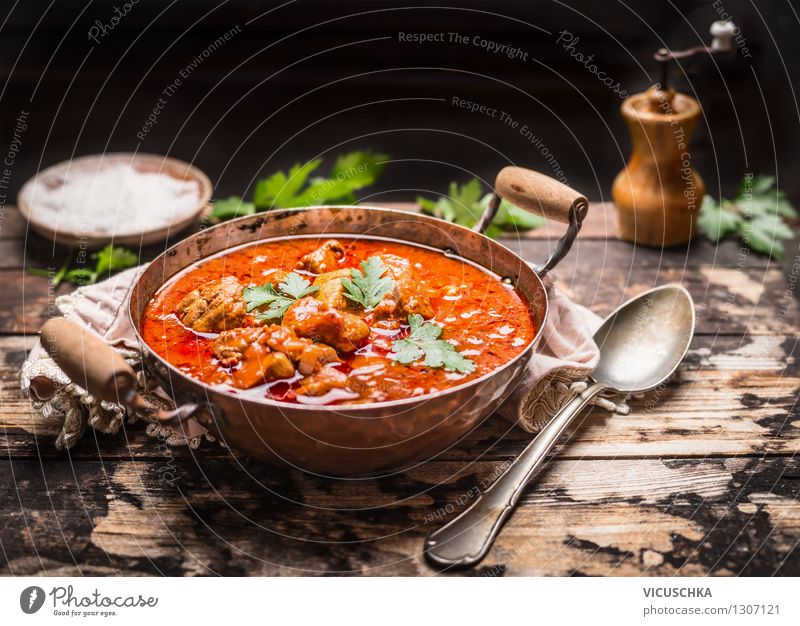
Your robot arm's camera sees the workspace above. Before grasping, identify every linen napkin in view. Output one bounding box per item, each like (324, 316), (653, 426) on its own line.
(20, 267), (606, 449)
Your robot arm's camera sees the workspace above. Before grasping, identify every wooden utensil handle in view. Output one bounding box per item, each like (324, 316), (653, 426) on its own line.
(473, 166), (588, 276)
(494, 166), (588, 224)
(40, 318), (137, 403)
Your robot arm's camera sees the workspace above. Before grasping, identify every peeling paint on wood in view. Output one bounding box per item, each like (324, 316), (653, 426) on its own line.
(1, 203), (797, 576)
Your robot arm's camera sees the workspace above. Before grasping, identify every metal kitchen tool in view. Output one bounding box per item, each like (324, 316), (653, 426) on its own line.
(424, 284), (695, 568)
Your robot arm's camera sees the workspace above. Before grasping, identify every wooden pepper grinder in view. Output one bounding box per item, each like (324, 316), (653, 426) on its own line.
(612, 21), (737, 247)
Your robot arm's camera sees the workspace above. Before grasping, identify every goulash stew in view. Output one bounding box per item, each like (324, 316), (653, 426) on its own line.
(141, 237), (536, 405)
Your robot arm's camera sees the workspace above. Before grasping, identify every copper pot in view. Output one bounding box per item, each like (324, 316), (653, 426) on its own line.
(41, 167), (587, 476)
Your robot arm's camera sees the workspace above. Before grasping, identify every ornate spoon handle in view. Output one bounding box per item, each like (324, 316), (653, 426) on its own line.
(424, 381), (606, 568)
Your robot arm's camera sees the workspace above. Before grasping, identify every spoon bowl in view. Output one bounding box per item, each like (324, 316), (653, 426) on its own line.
(592, 284), (695, 392)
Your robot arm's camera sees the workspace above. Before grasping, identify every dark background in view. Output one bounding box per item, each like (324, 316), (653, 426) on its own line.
(2, 0), (798, 205)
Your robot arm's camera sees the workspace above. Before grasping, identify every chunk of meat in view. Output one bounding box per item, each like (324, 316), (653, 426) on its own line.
(373, 254), (434, 320)
(232, 343), (294, 389)
(313, 269), (352, 310)
(283, 297), (369, 352)
(297, 343), (339, 376)
(261, 324), (312, 361)
(296, 365), (349, 396)
(296, 239), (345, 274)
(212, 324), (339, 387)
(262, 269), (290, 287)
(175, 276), (248, 332)
(260, 324), (340, 375)
(212, 326), (265, 367)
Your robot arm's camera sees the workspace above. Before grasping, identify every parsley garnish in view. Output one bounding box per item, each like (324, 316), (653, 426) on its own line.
(390, 314), (475, 373)
(417, 178), (544, 238)
(208, 150), (389, 223)
(341, 256), (395, 310)
(243, 272), (319, 320)
(698, 175), (797, 259)
(27, 244), (139, 286)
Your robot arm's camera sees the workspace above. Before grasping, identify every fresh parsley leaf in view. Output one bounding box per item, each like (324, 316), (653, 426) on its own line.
(94, 244), (138, 276)
(290, 151), (389, 207)
(209, 151), (389, 223)
(63, 268), (97, 285)
(253, 160), (322, 209)
(209, 196), (256, 221)
(28, 253), (72, 287)
(280, 272), (320, 299)
(243, 272), (318, 320)
(418, 178), (544, 238)
(480, 192), (546, 231)
(390, 314), (475, 373)
(742, 215), (794, 259)
(698, 175), (796, 259)
(697, 196), (741, 242)
(341, 256), (395, 310)
(418, 179), (483, 225)
(739, 175), (774, 196)
(244, 284), (294, 320)
(332, 150), (389, 189)
(27, 245), (139, 286)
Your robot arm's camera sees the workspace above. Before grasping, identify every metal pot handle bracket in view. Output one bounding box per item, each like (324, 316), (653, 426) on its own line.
(40, 318), (200, 426)
(473, 166), (589, 276)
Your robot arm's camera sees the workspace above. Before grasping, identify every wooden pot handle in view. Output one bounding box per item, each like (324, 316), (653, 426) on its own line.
(494, 166), (588, 224)
(40, 318), (137, 403)
(473, 166), (589, 276)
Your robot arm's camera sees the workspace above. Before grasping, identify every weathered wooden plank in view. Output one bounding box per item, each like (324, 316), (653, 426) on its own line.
(2, 334), (798, 460)
(0, 206), (27, 240)
(557, 264), (800, 335)
(0, 456), (796, 576)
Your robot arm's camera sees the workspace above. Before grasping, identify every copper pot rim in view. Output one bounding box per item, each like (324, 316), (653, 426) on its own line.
(128, 205), (549, 412)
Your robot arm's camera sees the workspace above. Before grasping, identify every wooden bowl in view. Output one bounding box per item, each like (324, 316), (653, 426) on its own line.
(18, 153), (213, 248)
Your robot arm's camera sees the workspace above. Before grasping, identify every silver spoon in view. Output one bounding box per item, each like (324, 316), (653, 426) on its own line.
(424, 284), (695, 568)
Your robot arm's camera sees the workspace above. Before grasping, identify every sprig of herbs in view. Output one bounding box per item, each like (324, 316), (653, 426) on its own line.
(390, 314), (475, 373)
(698, 175), (797, 259)
(243, 272), (319, 321)
(417, 178), (545, 238)
(209, 150), (390, 222)
(27, 244), (139, 286)
(341, 256), (395, 310)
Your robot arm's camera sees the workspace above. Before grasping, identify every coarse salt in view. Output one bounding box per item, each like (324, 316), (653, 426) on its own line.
(24, 162), (201, 236)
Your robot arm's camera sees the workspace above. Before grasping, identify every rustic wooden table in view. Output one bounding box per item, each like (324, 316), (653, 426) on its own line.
(1, 202), (798, 576)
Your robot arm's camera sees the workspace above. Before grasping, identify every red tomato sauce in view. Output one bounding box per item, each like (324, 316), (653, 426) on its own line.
(140, 236), (537, 404)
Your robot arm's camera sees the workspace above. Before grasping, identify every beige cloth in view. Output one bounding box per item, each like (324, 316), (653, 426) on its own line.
(20, 267), (604, 449)
(496, 284), (603, 432)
